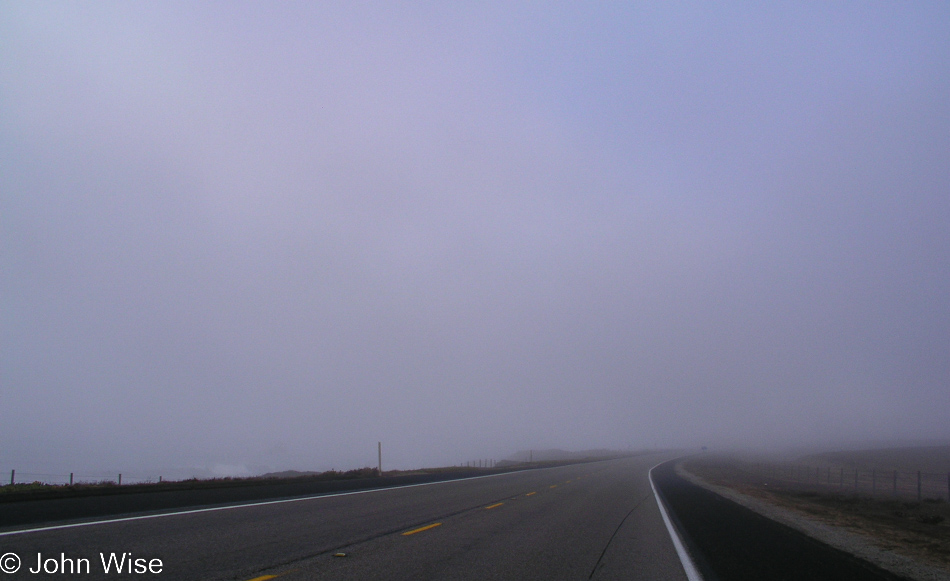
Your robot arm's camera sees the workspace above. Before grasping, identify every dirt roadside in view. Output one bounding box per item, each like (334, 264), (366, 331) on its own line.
(679, 455), (950, 581)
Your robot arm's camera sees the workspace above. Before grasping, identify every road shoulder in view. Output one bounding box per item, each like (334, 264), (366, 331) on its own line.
(675, 461), (950, 581)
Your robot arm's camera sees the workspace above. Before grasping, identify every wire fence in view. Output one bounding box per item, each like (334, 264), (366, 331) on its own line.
(462, 459), (496, 468)
(4, 470), (166, 487)
(743, 462), (950, 502)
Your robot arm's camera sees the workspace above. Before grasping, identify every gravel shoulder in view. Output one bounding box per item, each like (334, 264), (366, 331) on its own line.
(678, 456), (950, 581)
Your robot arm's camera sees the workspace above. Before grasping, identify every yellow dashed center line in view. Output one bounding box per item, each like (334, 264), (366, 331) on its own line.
(246, 568), (299, 581)
(402, 523), (442, 536)
(525, 491), (536, 496)
(549, 485), (557, 489)
(485, 502), (504, 509)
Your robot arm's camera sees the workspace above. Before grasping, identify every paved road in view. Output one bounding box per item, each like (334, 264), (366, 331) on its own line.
(0, 453), (688, 580)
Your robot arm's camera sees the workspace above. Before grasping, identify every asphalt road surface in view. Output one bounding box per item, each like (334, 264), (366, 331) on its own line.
(0, 453), (689, 581)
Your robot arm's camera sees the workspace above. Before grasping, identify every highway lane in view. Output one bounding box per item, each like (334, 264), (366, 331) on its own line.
(0, 453), (688, 580)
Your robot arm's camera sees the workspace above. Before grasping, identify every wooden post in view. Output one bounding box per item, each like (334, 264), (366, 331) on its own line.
(70, 473), (74, 485)
(118, 474), (122, 486)
(9, 469), (13, 486)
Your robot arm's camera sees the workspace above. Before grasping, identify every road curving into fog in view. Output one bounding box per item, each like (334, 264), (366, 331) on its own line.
(0, 453), (689, 581)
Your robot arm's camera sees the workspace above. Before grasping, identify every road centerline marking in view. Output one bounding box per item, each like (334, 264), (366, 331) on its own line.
(484, 502), (503, 509)
(549, 485), (557, 488)
(402, 523), (442, 536)
(245, 567), (299, 581)
(525, 491), (536, 496)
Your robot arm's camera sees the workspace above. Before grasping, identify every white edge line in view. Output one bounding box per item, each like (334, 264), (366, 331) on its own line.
(0, 463), (578, 538)
(649, 461), (704, 581)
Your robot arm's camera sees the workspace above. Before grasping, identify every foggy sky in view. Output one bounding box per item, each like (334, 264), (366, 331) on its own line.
(2, 2), (949, 477)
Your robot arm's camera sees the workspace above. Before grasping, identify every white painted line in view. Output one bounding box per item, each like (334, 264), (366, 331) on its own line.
(649, 461), (704, 581)
(0, 470), (521, 537)
(0, 461), (589, 538)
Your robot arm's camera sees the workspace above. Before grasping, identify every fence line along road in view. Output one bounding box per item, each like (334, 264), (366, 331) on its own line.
(745, 462), (950, 502)
(4, 470), (162, 487)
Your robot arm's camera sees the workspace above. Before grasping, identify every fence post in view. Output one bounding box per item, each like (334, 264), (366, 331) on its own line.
(118, 474), (122, 486)
(9, 469), (13, 485)
(70, 473), (74, 486)
(917, 471), (921, 502)
(159, 476), (162, 483)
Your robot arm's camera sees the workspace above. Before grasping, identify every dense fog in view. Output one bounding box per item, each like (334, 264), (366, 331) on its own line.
(3, 2), (948, 478)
